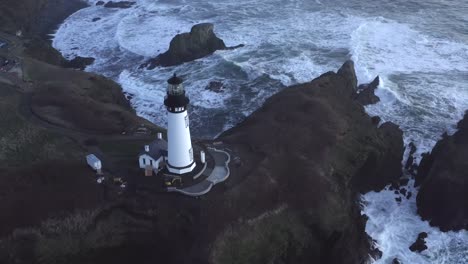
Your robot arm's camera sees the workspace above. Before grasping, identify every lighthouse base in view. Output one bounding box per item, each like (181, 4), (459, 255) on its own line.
(167, 161), (196, 175)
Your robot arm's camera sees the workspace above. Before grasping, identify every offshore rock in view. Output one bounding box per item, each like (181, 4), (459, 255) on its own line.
(143, 23), (241, 69)
(409, 232), (428, 252)
(416, 111), (468, 231)
(103, 1), (135, 8)
(355, 76), (380, 106)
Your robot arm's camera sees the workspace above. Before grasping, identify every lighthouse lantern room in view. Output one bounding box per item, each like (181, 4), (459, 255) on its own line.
(164, 74), (196, 174)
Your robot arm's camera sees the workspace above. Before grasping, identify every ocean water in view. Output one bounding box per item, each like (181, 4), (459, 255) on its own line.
(52, 0), (468, 263)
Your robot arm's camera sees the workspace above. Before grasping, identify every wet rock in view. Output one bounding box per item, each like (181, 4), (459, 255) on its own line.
(394, 190), (399, 195)
(405, 142), (418, 175)
(65, 56), (95, 70)
(143, 23), (242, 68)
(399, 178), (409, 186)
(399, 188), (407, 196)
(406, 192), (412, 200)
(409, 232), (428, 252)
(395, 197), (402, 203)
(355, 76), (380, 106)
(103, 1), (135, 8)
(92, 17), (101, 22)
(337, 60), (357, 93)
(206, 81), (224, 93)
(392, 258), (401, 264)
(369, 242), (383, 260)
(371, 116), (381, 126)
(351, 122), (404, 193)
(416, 112), (468, 231)
(96, 1), (105, 5)
(414, 152), (433, 187)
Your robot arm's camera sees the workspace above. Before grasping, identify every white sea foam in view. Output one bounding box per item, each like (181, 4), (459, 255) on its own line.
(362, 179), (468, 264)
(350, 17), (468, 82)
(115, 10), (194, 57)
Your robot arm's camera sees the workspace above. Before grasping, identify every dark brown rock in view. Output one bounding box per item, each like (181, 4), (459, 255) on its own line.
(206, 81), (224, 93)
(355, 76), (380, 106)
(143, 23), (242, 68)
(218, 63), (404, 263)
(406, 192), (412, 199)
(65, 56), (95, 70)
(400, 188), (407, 196)
(371, 116), (381, 126)
(351, 122), (404, 193)
(399, 178), (409, 186)
(337, 60), (357, 92)
(409, 232), (428, 252)
(405, 142), (417, 168)
(416, 112), (468, 231)
(103, 1), (135, 8)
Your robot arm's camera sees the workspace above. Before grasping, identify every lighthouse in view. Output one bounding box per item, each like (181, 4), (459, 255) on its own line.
(164, 74), (196, 174)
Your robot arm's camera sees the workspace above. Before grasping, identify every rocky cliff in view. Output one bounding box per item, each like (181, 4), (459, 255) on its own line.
(416, 112), (468, 231)
(211, 62), (403, 263)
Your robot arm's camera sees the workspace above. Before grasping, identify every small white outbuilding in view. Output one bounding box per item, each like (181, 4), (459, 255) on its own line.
(138, 133), (168, 176)
(86, 154), (102, 174)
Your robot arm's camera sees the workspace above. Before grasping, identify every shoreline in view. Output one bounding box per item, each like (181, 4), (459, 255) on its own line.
(39, 0), (90, 42)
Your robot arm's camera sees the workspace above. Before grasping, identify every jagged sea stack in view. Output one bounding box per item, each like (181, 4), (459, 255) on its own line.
(164, 74), (196, 174)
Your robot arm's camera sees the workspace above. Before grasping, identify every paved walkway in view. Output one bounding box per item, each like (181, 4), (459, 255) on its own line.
(168, 147), (231, 197)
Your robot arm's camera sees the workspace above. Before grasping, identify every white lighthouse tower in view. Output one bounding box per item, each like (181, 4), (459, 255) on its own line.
(164, 74), (196, 174)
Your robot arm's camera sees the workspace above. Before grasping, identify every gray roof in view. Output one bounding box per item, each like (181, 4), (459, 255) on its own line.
(140, 139), (168, 160)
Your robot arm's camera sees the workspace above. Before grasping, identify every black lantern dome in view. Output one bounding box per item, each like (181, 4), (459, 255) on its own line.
(164, 73), (190, 112)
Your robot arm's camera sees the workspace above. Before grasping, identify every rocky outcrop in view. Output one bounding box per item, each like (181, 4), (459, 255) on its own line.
(103, 1), (135, 9)
(216, 61), (404, 263)
(337, 60), (358, 92)
(65, 56), (95, 70)
(355, 76), (380, 106)
(351, 122), (404, 192)
(405, 142), (418, 175)
(416, 112), (468, 231)
(143, 23), (241, 69)
(409, 232), (428, 252)
(206, 81), (224, 93)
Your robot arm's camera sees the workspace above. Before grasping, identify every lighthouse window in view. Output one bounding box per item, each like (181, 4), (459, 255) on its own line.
(185, 115), (189, 128)
(189, 148), (193, 162)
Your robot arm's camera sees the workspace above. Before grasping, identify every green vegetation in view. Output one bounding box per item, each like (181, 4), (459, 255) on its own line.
(211, 210), (311, 264)
(0, 84), (83, 166)
(0, 206), (158, 264)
